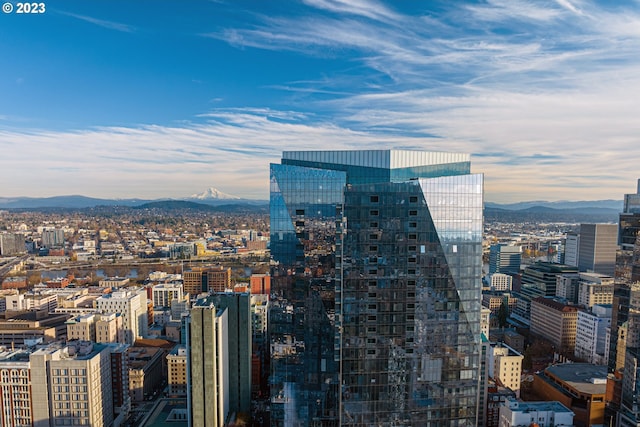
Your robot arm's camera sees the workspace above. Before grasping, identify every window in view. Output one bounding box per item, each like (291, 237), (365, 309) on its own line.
(370, 209), (379, 216)
(370, 195), (379, 203)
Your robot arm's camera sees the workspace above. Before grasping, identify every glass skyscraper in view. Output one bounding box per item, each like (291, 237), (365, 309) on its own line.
(270, 150), (483, 426)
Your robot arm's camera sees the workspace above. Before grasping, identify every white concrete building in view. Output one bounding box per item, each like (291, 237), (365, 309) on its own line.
(481, 307), (491, 338)
(152, 282), (183, 308)
(564, 232), (579, 267)
(96, 290), (147, 344)
(490, 273), (513, 292)
(575, 304), (612, 364)
(499, 399), (574, 427)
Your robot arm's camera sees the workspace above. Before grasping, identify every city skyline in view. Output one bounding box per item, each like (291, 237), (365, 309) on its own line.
(2, 1), (640, 202)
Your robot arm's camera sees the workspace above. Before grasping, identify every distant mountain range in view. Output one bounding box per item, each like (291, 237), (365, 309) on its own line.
(0, 188), (266, 209)
(484, 201), (621, 223)
(132, 200), (269, 214)
(484, 199), (623, 211)
(0, 192), (624, 222)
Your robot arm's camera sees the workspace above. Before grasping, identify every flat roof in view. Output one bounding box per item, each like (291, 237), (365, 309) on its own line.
(544, 363), (607, 395)
(512, 400), (573, 413)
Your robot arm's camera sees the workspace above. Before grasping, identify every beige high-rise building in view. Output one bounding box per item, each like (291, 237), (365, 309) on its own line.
(167, 345), (187, 396)
(96, 312), (125, 343)
(66, 312), (125, 344)
(577, 272), (614, 308)
(30, 342), (114, 427)
(488, 343), (524, 398)
(66, 313), (97, 341)
(530, 297), (579, 354)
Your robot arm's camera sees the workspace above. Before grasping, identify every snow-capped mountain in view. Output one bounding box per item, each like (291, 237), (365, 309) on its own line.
(188, 187), (241, 200)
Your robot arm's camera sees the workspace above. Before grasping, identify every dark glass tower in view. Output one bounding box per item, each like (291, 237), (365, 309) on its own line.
(270, 150), (483, 426)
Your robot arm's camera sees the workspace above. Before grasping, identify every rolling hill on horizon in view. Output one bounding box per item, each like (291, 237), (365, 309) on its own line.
(0, 192), (623, 222)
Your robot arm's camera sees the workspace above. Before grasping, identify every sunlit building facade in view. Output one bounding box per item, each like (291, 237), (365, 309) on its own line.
(270, 150), (483, 426)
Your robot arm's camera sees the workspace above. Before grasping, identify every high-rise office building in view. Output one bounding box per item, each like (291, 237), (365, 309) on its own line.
(564, 232), (579, 267)
(530, 297), (578, 354)
(0, 232), (25, 256)
(152, 282), (184, 308)
(574, 304), (611, 365)
(167, 345), (188, 396)
(488, 343), (523, 398)
(620, 182), (640, 257)
(187, 300), (229, 427)
(513, 262), (578, 325)
(618, 232), (640, 426)
(489, 273), (513, 291)
(576, 272), (614, 308)
(488, 244), (521, 275)
(624, 179), (640, 216)
(619, 180), (640, 282)
(611, 182), (640, 425)
(270, 149), (483, 425)
(578, 223), (618, 276)
(204, 292), (252, 415)
(30, 342), (114, 427)
(0, 349), (33, 426)
(41, 228), (64, 248)
(183, 267), (232, 297)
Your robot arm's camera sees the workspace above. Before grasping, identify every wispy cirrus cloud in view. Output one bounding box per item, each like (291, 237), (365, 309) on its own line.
(0, 109), (412, 199)
(60, 12), (136, 33)
(301, 0), (402, 23)
(1, 99), (639, 203)
(196, 0), (640, 202)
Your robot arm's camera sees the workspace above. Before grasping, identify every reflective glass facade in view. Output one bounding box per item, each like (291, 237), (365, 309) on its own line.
(270, 150), (483, 426)
(270, 163), (346, 267)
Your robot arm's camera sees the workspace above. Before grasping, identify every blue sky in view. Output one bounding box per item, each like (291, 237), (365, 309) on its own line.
(1, 0), (640, 202)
